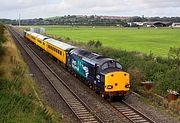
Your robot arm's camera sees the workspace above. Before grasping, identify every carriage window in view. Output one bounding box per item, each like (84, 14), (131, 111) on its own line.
(38, 40), (41, 43)
(32, 36), (36, 40)
(116, 62), (122, 69)
(101, 63), (108, 70)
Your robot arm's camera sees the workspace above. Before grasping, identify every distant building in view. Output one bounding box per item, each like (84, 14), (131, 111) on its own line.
(30, 28), (45, 34)
(98, 16), (130, 20)
(172, 23), (180, 28)
(133, 22), (144, 26)
(143, 21), (172, 27)
(128, 21), (172, 27)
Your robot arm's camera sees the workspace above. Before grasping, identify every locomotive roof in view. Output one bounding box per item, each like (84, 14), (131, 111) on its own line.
(45, 38), (75, 50)
(93, 57), (115, 66)
(72, 48), (115, 66)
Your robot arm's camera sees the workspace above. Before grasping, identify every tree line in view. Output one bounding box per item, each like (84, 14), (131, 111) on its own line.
(1, 15), (180, 26)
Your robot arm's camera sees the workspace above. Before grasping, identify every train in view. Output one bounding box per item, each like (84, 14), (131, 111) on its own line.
(24, 31), (130, 100)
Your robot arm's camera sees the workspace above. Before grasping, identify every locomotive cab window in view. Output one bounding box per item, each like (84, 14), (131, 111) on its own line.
(101, 63), (108, 70)
(101, 61), (122, 70)
(116, 62), (122, 69)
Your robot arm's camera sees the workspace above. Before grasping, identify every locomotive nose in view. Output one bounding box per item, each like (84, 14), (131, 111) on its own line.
(105, 71), (130, 92)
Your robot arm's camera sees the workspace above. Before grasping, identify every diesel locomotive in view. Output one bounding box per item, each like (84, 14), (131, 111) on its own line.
(24, 31), (130, 100)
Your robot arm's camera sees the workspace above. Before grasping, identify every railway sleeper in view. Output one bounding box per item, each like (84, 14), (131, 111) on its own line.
(127, 115), (140, 118)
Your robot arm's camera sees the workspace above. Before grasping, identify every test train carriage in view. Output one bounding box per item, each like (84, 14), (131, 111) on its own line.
(24, 31), (130, 100)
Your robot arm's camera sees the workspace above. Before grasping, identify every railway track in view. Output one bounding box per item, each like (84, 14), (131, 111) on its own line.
(8, 26), (157, 123)
(8, 26), (104, 123)
(111, 101), (156, 123)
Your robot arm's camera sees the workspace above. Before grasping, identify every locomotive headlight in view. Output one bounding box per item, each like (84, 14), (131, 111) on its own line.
(107, 85), (113, 89)
(125, 84), (130, 88)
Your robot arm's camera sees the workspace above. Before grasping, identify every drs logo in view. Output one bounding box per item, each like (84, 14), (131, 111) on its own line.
(72, 59), (89, 78)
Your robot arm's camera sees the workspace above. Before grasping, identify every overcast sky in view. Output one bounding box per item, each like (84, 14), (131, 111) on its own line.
(0, 0), (180, 19)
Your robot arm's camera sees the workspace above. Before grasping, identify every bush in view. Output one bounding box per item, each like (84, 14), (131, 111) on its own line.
(11, 64), (25, 77)
(128, 67), (145, 92)
(168, 47), (180, 65)
(87, 40), (95, 47)
(0, 45), (5, 57)
(94, 40), (102, 48)
(168, 99), (180, 115)
(0, 67), (5, 76)
(65, 37), (71, 41)
(87, 40), (102, 48)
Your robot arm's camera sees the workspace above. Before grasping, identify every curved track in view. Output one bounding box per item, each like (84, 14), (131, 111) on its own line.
(8, 26), (158, 123)
(8, 26), (104, 123)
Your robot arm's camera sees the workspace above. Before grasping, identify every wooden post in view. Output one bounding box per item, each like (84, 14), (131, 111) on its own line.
(141, 81), (153, 91)
(167, 90), (179, 103)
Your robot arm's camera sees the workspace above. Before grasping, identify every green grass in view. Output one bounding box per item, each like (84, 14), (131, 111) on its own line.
(23, 26), (180, 57)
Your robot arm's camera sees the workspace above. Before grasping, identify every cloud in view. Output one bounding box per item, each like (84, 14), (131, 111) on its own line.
(0, 0), (180, 19)
(0, 0), (48, 11)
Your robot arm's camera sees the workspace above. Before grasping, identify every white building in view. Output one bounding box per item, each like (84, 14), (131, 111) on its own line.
(30, 28), (45, 34)
(172, 23), (180, 28)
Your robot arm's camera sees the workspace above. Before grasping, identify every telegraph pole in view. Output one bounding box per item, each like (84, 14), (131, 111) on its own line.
(18, 14), (21, 27)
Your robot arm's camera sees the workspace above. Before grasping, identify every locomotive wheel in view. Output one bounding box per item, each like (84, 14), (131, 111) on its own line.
(108, 95), (114, 102)
(102, 94), (108, 100)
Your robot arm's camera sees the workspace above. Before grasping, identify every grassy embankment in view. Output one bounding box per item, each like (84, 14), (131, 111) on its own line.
(0, 24), (61, 122)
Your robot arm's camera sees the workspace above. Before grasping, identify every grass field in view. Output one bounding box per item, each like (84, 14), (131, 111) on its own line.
(24, 26), (180, 57)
